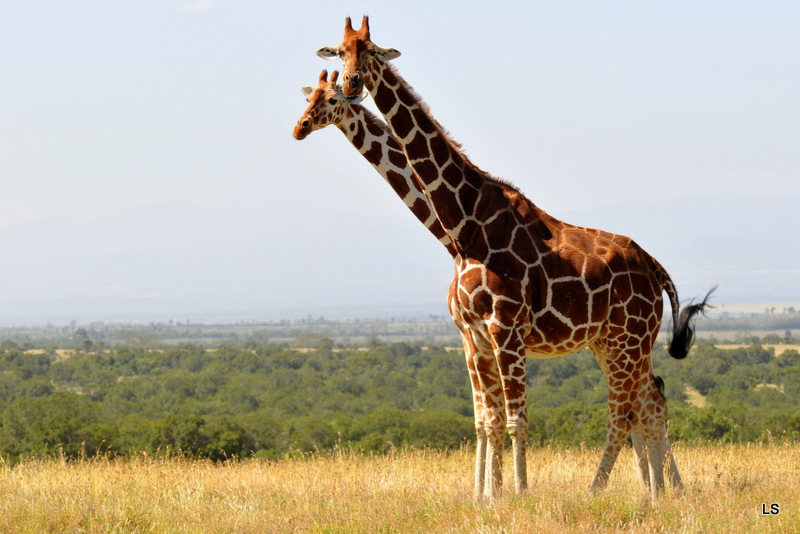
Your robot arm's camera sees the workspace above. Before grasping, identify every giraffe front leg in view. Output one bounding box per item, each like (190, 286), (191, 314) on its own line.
(483, 416), (505, 500)
(502, 363), (528, 494)
(491, 328), (529, 495)
(461, 331), (488, 498)
(466, 332), (505, 500)
(474, 423), (487, 498)
(507, 416), (528, 493)
(480, 361), (506, 500)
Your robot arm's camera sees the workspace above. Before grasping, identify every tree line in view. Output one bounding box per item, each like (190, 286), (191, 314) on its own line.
(4, 307), (799, 348)
(0, 336), (798, 462)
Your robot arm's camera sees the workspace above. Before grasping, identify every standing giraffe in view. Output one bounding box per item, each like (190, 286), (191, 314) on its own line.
(318, 16), (712, 500)
(293, 69), (456, 257)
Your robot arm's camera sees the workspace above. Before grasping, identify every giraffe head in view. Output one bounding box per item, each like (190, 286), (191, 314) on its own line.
(293, 69), (367, 140)
(317, 16), (400, 97)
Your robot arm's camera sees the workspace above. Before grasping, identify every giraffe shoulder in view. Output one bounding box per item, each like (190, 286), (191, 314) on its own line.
(504, 188), (556, 241)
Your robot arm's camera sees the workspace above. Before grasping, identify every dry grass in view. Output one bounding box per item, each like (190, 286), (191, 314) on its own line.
(683, 385), (708, 408)
(1, 443), (798, 533)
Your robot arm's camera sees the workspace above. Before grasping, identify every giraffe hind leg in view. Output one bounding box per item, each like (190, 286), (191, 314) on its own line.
(667, 440), (683, 489)
(591, 412), (631, 491)
(641, 385), (685, 498)
(643, 428), (668, 500)
(631, 426), (650, 491)
(647, 375), (683, 495)
(666, 441), (683, 488)
(633, 424), (683, 496)
(656, 375), (683, 489)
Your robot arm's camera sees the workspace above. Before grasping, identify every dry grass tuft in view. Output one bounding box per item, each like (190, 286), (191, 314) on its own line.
(0, 443), (798, 533)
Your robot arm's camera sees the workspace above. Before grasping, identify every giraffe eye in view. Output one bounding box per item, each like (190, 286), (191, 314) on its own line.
(328, 97), (337, 105)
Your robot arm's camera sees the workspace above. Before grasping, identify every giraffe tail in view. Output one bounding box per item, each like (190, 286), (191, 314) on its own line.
(667, 286), (715, 359)
(654, 374), (666, 400)
(650, 254), (716, 359)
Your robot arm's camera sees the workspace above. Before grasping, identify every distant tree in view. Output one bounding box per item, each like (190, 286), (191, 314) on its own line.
(0, 392), (103, 459)
(409, 411), (473, 449)
(671, 407), (741, 443)
(762, 333), (783, 345)
(777, 349), (800, 368)
(11, 376), (53, 400)
(157, 414), (207, 454)
(349, 407), (411, 448)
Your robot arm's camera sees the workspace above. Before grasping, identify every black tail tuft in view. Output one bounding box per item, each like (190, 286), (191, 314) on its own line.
(668, 287), (716, 359)
(654, 375), (666, 400)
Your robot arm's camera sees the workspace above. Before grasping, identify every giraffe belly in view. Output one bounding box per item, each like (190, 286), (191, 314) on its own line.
(523, 348), (575, 360)
(523, 312), (604, 358)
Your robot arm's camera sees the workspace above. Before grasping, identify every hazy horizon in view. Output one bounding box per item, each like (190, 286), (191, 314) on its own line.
(2, 2), (798, 327)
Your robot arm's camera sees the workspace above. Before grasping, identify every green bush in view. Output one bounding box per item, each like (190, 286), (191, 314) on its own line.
(1, 335), (799, 462)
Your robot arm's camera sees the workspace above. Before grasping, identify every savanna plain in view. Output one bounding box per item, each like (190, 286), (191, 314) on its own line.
(1, 442), (798, 533)
(3, 314), (800, 533)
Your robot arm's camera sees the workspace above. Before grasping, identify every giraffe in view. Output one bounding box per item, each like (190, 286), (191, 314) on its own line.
(317, 16), (713, 500)
(293, 69), (456, 258)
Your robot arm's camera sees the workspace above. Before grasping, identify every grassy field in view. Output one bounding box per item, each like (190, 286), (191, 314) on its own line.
(1, 443), (798, 533)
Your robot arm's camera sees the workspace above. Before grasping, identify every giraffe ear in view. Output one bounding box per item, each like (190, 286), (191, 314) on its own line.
(347, 90), (369, 105)
(301, 87), (314, 101)
(316, 47), (341, 60)
(376, 47), (401, 61)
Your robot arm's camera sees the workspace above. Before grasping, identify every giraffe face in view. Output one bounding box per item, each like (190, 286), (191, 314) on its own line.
(317, 16), (400, 97)
(293, 70), (366, 140)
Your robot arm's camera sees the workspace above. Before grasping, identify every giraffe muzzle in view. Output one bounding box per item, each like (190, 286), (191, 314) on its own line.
(342, 73), (363, 97)
(293, 120), (311, 140)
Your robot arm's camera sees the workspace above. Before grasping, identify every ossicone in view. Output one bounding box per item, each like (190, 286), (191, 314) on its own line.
(344, 15), (370, 39)
(359, 15), (370, 38)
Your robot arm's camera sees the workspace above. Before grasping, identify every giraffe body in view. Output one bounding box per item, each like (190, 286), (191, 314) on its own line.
(316, 17), (711, 500)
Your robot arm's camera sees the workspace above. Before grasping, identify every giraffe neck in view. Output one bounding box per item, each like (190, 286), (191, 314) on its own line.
(334, 101), (456, 257)
(364, 61), (502, 253)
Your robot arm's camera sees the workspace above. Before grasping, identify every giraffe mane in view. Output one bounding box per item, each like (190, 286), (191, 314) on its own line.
(380, 61), (520, 194)
(357, 104), (391, 136)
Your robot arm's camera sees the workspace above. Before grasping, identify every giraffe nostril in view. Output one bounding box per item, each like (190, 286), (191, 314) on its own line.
(301, 119), (310, 128)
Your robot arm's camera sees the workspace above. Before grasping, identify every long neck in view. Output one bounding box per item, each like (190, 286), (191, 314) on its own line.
(336, 102), (456, 257)
(365, 61), (492, 250)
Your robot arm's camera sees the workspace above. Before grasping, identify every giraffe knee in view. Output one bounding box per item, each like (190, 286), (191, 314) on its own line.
(483, 414), (506, 441)
(505, 417), (527, 442)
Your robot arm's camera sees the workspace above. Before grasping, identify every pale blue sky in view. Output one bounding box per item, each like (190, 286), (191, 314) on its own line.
(1, 1), (798, 323)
